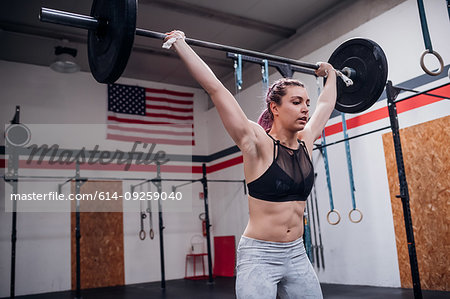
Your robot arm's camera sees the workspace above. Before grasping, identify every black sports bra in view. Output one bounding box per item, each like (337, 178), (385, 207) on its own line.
(247, 133), (314, 202)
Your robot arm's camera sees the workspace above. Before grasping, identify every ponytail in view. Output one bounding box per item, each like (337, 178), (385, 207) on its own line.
(257, 108), (273, 131)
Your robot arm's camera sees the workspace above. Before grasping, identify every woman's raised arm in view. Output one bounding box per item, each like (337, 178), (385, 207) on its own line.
(301, 62), (337, 146)
(165, 31), (259, 150)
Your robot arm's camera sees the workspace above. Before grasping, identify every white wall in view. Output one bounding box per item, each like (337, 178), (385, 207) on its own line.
(206, 0), (450, 288)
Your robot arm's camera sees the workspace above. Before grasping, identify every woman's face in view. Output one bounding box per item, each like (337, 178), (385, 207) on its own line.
(271, 86), (310, 131)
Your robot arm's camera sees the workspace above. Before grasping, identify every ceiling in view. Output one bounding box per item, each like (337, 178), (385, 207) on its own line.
(1, 0), (347, 90)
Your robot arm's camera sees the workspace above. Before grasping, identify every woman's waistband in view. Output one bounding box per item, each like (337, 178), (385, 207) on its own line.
(239, 235), (304, 249)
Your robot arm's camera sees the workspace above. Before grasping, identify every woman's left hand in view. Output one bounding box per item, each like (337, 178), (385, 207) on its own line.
(315, 62), (335, 78)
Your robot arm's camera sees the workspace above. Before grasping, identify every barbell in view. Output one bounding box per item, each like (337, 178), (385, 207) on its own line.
(39, 0), (388, 113)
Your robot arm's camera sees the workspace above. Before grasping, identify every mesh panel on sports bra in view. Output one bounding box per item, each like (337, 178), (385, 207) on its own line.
(246, 134), (314, 202)
(275, 142), (313, 195)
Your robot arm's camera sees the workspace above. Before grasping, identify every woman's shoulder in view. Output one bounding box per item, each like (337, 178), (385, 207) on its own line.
(297, 127), (314, 157)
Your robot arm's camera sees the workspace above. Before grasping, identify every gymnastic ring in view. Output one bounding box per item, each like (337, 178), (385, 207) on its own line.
(198, 212), (206, 221)
(139, 230), (146, 240)
(348, 208), (363, 223)
(326, 209), (341, 225)
(149, 229), (154, 240)
(420, 49), (444, 76)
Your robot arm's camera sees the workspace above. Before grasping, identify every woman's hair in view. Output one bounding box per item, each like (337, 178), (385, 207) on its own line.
(257, 78), (305, 131)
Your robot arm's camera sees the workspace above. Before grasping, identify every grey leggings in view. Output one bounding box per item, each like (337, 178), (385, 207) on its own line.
(235, 236), (323, 299)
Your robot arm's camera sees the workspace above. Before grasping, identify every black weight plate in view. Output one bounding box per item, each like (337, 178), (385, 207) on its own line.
(328, 38), (388, 113)
(88, 0), (136, 83)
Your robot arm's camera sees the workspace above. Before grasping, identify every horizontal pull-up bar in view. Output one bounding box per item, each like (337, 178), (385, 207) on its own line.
(313, 126), (391, 151)
(393, 83), (450, 103)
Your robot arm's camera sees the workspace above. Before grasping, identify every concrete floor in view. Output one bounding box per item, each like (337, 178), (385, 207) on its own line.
(7, 277), (449, 299)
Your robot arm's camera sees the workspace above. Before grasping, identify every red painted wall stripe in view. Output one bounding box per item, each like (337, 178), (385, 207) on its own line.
(324, 84), (449, 137)
(0, 158), (236, 175)
(207, 156), (243, 174)
(0, 159), (202, 174)
(2, 84), (448, 175)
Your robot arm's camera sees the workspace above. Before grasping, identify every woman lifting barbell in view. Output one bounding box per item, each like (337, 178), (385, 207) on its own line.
(164, 30), (335, 299)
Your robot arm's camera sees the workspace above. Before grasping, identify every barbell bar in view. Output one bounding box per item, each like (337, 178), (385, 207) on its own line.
(41, 7), (319, 71)
(39, 0), (388, 113)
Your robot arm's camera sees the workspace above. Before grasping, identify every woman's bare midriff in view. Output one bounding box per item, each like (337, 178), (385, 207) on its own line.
(243, 195), (306, 243)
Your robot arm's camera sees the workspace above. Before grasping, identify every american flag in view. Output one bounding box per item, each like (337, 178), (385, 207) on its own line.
(106, 83), (195, 146)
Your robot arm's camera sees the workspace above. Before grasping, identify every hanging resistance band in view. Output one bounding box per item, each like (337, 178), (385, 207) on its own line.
(448, 0), (450, 21)
(417, 0), (444, 75)
(341, 113), (363, 223)
(261, 59), (269, 92)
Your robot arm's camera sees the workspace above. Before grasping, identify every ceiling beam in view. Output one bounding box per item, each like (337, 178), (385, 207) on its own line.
(143, 0), (296, 38)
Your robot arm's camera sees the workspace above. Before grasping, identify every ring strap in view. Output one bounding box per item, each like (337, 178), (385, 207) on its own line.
(321, 129), (335, 211)
(262, 59), (269, 92)
(234, 54), (243, 90)
(341, 113), (357, 211)
(417, 0), (433, 51)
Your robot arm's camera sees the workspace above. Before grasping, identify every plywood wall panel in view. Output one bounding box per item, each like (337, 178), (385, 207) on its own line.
(70, 181), (124, 290)
(382, 116), (449, 291)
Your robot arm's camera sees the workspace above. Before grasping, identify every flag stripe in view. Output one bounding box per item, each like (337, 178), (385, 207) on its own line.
(107, 134), (195, 146)
(108, 115), (193, 126)
(107, 121), (194, 131)
(145, 94), (195, 103)
(146, 101), (193, 111)
(147, 96), (194, 105)
(145, 108), (193, 118)
(107, 125), (194, 136)
(146, 113), (194, 121)
(145, 88), (194, 98)
(146, 104), (193, 113)
(107, 129), (194, 141)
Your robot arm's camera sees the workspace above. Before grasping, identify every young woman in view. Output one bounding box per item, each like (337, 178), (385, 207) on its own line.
(164, 30), (336, 299)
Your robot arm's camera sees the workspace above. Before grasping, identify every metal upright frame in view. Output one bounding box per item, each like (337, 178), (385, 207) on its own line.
(385, 80), (422, 299)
